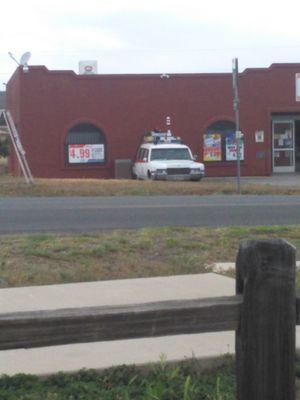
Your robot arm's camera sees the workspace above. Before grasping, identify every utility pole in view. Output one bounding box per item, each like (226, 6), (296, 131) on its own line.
(232, 58), (241, 194)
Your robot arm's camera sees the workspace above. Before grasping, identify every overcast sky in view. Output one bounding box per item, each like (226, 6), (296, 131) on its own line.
(1, 0), (300, 89)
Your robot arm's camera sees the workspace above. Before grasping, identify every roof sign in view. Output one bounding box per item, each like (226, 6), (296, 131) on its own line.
(79, 60), (98, 75)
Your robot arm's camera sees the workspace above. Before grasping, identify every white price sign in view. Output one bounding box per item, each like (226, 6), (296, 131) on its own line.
(68, 144), (104, 163)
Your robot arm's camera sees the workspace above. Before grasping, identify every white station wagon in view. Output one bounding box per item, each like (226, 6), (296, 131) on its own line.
(132, 141), (205, 181)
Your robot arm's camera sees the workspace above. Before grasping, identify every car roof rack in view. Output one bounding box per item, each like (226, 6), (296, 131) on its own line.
(142, 130), (183, 145)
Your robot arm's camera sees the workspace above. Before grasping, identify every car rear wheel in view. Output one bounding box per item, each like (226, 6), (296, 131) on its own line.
(131, 167), (137, 179)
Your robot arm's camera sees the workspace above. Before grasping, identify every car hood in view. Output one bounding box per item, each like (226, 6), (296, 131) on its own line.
(150, 160), (205, 170)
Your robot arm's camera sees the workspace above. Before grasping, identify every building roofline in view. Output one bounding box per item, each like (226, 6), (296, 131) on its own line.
(7, 62), (300, 83)
(23, 65), (233, 79)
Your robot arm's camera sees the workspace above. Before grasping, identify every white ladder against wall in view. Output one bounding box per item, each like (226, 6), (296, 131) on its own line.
(0, 109), (34, 184)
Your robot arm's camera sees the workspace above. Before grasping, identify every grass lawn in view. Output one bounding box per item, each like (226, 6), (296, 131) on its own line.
(1, 175), (300, 196)
(1, 225), (300, 288)
(2, 355), (300, 399)
(0, 356), (234, 400)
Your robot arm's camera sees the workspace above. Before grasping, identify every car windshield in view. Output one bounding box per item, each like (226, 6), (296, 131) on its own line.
(150, 148), (191, 161)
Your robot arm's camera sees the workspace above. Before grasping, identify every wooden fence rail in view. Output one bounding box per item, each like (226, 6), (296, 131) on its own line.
(0, 296), (242, 350)
(0, 238), (297, 400)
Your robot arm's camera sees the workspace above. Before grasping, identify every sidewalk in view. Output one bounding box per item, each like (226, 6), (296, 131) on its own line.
(207, 173), (300, 187)
(0, 273), (298, 376)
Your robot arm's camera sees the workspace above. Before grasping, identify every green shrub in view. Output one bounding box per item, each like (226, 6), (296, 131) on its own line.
(0, 358), (236, 400)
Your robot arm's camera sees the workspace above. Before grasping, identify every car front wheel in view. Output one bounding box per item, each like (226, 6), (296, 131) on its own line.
(148, 170), (155, 180)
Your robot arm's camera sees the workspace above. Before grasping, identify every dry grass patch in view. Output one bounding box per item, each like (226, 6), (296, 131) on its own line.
(1, 175), (300, 196)
(0, 225), (299, 288)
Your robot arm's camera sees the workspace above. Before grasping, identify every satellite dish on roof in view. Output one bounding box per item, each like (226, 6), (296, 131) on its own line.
(8, 52), (31, 72)
(20, 52), (31, 66)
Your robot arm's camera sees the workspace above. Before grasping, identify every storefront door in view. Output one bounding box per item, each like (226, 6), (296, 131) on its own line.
(272, 121), (295, 173)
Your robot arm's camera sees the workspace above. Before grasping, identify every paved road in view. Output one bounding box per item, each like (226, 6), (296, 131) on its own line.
(1, 195), (300, 234)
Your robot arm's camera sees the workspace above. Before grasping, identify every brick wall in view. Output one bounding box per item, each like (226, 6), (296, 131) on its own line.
(6, 64), (300, 178)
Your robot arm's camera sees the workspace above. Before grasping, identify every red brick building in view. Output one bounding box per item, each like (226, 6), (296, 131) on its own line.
(6, 64), (300, 178)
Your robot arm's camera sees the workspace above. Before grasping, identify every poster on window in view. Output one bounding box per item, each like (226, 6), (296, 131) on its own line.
(225, 133), (244, 161)
(68, 144), (105, 163)
(203, 134), (222, 161)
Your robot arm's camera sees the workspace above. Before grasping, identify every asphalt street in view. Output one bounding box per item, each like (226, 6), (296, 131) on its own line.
(1, 195), (300, 234)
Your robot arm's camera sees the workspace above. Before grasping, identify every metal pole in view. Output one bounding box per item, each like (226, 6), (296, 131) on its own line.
(232, 58), (241, 194)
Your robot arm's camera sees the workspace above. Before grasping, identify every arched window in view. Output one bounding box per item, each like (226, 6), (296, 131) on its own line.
(65, 123), (106, 165)
(203, 120), (243, 162)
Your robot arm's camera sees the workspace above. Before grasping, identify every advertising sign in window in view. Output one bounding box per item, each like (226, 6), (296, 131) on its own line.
(203, 133), (222, 161)
(225, 133), (244, 161)
(68, 144), (105, 163)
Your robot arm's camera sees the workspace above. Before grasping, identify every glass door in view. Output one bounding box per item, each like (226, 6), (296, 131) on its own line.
(272, 121), (295, 173)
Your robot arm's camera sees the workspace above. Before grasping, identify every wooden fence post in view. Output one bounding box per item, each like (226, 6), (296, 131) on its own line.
(236, 238), (296, 400)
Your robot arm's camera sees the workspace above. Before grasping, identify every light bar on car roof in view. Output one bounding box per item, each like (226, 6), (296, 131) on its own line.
(142, 131), (183, 144)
